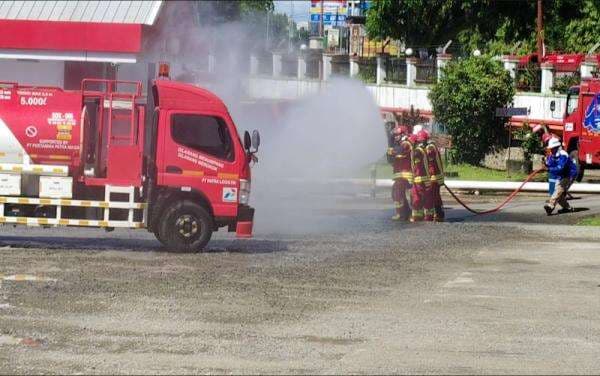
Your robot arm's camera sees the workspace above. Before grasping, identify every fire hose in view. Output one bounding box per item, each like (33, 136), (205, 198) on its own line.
(443, 167), (545, 215)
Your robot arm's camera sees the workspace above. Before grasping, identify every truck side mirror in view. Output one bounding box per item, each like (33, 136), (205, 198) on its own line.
(252, 130), (261, 151)
(244, 131), (251, 151)
(550, 100), (556, 112)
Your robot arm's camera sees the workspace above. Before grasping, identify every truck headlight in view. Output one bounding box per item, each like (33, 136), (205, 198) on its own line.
(239, 179), (251, 205)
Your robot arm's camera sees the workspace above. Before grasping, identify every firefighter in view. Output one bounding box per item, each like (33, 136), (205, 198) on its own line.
(543, 137), (577, 215)
(410, 130), (430, 222)
(387, 126), (413, 220)
(423, 131), (445, 221)
(541, 132), (560, 197)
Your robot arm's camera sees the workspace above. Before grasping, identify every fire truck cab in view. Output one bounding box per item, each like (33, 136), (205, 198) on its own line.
(559, 78), (600, 181)
(0, 66), (258, 252)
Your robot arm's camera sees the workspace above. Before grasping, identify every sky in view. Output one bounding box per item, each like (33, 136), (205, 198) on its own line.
(274, 0), (311, 23)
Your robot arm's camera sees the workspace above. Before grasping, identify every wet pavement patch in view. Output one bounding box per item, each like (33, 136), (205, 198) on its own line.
(298, 335), (364, 345)
(0, 335), (45, 347)
(0, 274), (57, 282)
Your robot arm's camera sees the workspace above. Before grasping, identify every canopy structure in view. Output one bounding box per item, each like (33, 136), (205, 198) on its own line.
(0, 1), (163, 63)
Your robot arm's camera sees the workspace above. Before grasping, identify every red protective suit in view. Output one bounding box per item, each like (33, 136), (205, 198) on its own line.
(410, 144), (430, 222)
(425, 142), (445, 221)
(388, 138), (413, 220)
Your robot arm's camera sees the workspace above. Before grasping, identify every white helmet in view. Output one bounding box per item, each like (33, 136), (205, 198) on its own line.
(547, 138), (561, 149)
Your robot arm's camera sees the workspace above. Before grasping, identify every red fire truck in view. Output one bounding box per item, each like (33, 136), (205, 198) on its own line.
(519, 53), (591, 72)
(0, 64), (259, 252)
(553, 77), (600, 181)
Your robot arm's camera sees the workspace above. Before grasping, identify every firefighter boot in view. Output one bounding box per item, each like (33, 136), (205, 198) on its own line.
(410, 210), (423, 222)
(433, 206), (445, 222)
(392, 197), (411, 221)
(392, 202), (404, 221)
(424, 209), (434, 222)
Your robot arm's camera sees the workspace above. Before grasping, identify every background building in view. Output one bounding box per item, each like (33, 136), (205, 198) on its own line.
(0, 1), (163, 88)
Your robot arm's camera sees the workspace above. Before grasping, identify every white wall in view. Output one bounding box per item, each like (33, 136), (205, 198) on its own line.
(0, 60), (64, 87)
(247, 77), (327, 101)
(247, 77), (566, 122)
(366, 84), (432, 112)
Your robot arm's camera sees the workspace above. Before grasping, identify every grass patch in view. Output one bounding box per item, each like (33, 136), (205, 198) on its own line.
(364, 158), (547, 182)
(577, 217), (600, 226)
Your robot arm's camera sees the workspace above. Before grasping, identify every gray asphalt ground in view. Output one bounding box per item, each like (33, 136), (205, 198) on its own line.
(1, 187), (600, 374)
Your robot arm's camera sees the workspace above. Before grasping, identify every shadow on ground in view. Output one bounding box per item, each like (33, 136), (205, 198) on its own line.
(0, 236), (290, 255)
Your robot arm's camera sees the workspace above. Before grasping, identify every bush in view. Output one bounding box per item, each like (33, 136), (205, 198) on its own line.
(514, 126), (544, 161)
(429, 56), (515, 164)
(357, 59), (376, 83)
(551, 73), (580, 94)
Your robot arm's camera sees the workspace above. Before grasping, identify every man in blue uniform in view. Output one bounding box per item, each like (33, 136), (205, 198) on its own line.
(544, 138), (578, 215)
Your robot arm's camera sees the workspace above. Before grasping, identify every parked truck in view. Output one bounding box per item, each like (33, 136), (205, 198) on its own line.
(0, 63), (259, 252)
(553, 77), (600, 181)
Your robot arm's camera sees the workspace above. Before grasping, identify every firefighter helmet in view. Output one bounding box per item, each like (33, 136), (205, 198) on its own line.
(542, 133), (558, 145)
(393, 125), (409, 136)
(547, 137), (561, 149)
(416, 130), (430, 143)
(408, 134), (418, 144)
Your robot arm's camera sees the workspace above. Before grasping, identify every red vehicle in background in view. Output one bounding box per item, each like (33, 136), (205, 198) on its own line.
(518, 53), (590, 72)
(553, 77), (600, 181)
(0, 63), (259, 252)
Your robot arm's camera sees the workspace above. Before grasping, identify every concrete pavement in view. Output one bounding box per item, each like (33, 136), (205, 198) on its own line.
(0, 192), (599, 374)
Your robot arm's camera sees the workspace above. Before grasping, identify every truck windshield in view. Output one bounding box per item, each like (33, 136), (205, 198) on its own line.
(566, 87), (579, 116)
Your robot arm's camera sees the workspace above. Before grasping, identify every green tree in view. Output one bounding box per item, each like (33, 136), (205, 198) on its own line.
(365, 0), (597, 56)
(429, 57), (515, 164)
(194, 0), (274, 24)
(365, 0), (460, 50)
(562, 0), (600, 53)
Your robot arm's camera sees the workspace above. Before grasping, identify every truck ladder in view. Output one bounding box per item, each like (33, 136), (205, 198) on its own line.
(103, 185), (147, 226)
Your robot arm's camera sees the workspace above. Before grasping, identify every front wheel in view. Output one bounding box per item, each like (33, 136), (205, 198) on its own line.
(157, 200), (213, 253)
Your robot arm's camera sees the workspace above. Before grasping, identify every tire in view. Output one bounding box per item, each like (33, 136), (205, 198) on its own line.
(569, 149), (585, 182)
(157, 200), (213, 253)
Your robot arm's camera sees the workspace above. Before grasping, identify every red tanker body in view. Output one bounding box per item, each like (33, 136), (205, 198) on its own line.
(0, 85), (82, 168)
(0, 64), (259, 252)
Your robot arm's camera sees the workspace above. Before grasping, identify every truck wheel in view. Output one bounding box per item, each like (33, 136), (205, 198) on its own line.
(569, 149), (585, 182)
(158, 200), (213, 253)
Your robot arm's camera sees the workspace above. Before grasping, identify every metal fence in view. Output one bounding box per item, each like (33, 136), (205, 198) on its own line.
(258, 53), (273, 76)
(515, 64), (541, 92)
(236, 53), (250, 75)
(385, 57), (406, 84)
(357, 57), (377, 83)
(281, 55), (298, 77)
(306, 54), (321, 79)
(331, 56), (350, 77)
(415, 59), (437, 85)
(551, 71), (580, 94)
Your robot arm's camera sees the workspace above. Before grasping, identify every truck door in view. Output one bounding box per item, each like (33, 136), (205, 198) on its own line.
(578, 92), (599, 165)
(158, 110), (239, 215)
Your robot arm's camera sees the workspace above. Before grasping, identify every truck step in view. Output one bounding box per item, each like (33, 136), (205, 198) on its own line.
(0, 216), (144, 228)
(0, 196), (146, 209)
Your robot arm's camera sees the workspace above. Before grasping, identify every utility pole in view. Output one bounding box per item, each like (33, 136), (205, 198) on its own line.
(536, 0), (544, 58)
(288, 0), (293, 52)
(266, 11), (270, 50)
(320, 0), (324, 38)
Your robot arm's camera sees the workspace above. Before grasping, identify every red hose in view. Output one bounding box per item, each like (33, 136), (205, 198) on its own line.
(443, 168), (545, 215)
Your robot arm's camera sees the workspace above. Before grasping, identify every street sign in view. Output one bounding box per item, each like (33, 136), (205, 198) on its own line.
(495, 107), (529, 117)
